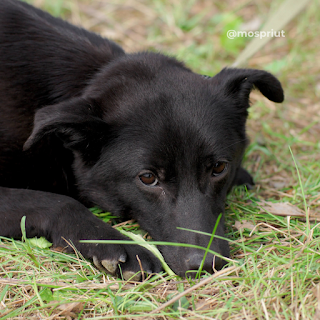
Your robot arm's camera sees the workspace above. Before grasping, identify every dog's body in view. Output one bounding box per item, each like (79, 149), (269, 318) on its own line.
(0, 0), (284, 279)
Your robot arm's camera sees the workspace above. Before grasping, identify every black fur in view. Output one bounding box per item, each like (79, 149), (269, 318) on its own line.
(0, 0), (284, 278)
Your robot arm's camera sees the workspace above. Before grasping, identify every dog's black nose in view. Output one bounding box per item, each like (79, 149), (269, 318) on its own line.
(186, 253), (226, 275)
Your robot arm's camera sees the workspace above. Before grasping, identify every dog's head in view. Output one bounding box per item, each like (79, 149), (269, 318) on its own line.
(24, 53), (284, 276)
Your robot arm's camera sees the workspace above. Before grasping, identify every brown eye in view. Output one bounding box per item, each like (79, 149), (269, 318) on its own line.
(139, 172), (158, 186)
(212, 162), (227, 176)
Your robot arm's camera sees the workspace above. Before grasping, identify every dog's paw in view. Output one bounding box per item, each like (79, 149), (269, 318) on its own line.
(233, 166), (255, 189)
(81, 241), (162, 281)
(47, 199), (162, 280)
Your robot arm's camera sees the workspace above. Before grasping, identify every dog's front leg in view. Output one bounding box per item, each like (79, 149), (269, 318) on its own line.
(0, 186), (161, 280)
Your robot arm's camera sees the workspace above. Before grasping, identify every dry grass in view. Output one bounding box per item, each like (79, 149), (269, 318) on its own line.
(1, 0), (320, 319)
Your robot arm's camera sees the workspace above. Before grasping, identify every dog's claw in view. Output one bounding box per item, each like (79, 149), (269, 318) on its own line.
(101, 259), (118, 274)
(118, 254), (126, 263)
(123, 271), (141, 281)
(93, 256), (104, 272)
(93, 257), (119, 275)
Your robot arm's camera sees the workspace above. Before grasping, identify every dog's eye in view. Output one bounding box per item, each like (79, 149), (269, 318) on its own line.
(212, 162), (227, 176)
(139, 172), (158, 186)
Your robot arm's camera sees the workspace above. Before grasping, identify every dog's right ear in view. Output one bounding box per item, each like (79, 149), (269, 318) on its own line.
(24, 97), (109, 163)
(209, 68), (284, 105)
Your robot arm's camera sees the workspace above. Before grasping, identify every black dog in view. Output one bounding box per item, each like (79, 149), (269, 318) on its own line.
(0, 0), (284, 279)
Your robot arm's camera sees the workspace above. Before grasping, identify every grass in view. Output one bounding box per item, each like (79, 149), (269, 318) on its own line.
(1, 0), (320, 318)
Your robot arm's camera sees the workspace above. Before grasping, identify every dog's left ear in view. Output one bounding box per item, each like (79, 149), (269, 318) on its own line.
(210, 68), (284, 104)
(23, 97), (109, 163)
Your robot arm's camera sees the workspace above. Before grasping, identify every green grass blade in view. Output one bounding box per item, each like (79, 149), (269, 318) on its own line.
(196, 213), (222, 278)
(20, 216), (40, 268)
(289, 146), (309, 235)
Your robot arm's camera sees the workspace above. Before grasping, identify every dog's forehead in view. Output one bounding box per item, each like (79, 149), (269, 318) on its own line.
(121, 79), (243, 145)
(115, 95), (244, 166)
(92, 52), (221, 117)
(95, 53), (248, 167)
(100, 64), (225, 125)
